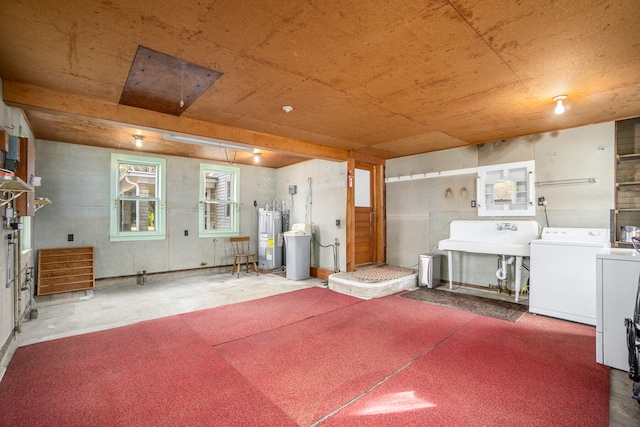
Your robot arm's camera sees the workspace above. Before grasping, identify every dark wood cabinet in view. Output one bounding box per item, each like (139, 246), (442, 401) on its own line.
(15, 137), (35, 216)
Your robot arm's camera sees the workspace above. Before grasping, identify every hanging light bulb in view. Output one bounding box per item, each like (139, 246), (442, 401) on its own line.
(553, 95), (567, 115)
(179, 62), (185, 108)
(133, 134), (144, 147)
(253, 151), (261, 163)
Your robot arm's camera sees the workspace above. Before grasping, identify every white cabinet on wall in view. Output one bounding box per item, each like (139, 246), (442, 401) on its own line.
(477, 160), (535, 217)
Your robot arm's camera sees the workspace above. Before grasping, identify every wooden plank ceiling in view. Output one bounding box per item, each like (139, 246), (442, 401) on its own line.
(0, 0), (639, 167)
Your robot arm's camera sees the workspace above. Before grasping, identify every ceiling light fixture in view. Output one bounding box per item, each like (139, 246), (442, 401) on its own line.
(161, 133), (252, 152)
(553, 95), (567, 115)
(282, 105), (293, 113)
(133, 134), (144, 147)
(253, 151), (261, 163)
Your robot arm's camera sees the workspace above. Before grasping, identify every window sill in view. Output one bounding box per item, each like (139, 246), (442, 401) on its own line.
(198, 231), (239, 239)
(110, 233), (166, 242)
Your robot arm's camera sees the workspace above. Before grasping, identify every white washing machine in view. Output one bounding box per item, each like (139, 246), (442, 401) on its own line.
(529, 227), (610, 325)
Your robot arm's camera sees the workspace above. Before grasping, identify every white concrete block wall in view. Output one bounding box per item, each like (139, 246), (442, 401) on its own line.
(532, 124), (615, 216)
(275, 159), (347, 273)
(386, 122), (616, 289)
(33, 140), (278, 278)
(385, 144), (478, 178)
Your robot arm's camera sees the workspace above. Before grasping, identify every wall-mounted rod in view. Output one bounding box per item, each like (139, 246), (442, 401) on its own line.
(385, 166), (478, 183)
(535, 178), (597, 187)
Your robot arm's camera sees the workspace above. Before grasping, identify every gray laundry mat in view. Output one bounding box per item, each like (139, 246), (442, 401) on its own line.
(400, 288), (528, 322)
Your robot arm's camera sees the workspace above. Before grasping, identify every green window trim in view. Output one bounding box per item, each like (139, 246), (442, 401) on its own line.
(110, 153), (167, 242)
(199, 163), (240, 238)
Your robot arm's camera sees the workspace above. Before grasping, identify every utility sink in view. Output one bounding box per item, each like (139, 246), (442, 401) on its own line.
(438, 220), (540, 257)
(437, 220), (540, 302)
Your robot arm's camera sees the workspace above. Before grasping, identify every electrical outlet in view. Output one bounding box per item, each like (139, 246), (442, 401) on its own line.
(471, 200), (476, 208)
(288, 185), (297, 195)
(538, 196), (546, 206)
(67, 234), (74, 241)
(184, 230), (188, 236)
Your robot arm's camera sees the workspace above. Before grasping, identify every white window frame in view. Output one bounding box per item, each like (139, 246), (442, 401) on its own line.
(110, 153), (166, 242)
(20, 216), (32, 254)
(199, 163), (240, 238)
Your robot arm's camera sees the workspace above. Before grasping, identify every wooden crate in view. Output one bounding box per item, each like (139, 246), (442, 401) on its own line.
(37, 246), (95, 295)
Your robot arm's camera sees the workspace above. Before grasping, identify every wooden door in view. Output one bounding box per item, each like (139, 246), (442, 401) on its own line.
(354, 164), (374, 265)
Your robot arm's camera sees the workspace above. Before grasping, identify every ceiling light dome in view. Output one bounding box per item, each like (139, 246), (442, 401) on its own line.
(133, 134), (144, 147)
(553, 95), (567, 115)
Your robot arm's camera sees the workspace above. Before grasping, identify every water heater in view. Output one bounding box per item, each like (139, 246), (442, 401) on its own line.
(258, 209), (283, 270)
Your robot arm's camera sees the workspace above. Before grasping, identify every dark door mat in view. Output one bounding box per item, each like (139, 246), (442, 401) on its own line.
(400, 288), (528, 322)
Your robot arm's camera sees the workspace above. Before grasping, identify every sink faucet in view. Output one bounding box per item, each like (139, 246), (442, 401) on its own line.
(497, 222), (518, 231)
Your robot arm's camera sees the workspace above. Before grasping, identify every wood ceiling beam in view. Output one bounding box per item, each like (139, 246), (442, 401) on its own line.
(348, 150), (386, 166)
(2, 81), (349, 162)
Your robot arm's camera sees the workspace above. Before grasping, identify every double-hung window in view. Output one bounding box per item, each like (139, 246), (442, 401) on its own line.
(110, 153), (166, 241)
(199, 163), (240, 237)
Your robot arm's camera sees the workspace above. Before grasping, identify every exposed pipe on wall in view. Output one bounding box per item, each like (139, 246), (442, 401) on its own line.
(5, 201), (27, 333)
(9, 234), (17, 330)
(15, 227), (22, 333)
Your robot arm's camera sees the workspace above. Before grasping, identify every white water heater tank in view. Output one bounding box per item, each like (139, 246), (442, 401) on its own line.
(258, 209), (283, 269)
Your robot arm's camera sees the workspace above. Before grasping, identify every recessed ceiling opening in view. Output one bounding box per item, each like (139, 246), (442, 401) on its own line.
(119, 46), (223, 116)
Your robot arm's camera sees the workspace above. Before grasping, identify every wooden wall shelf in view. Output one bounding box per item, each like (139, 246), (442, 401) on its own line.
(37, 246), (95, 295)
(613, 117), (640, 247)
